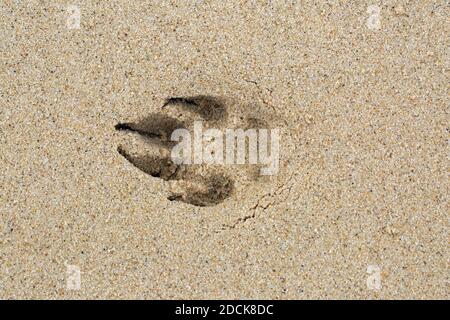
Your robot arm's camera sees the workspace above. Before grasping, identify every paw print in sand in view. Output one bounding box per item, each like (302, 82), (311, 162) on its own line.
(115, 95), (282, 207)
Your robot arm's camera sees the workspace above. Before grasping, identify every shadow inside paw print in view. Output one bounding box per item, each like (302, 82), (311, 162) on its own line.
(117, 145), (233, 207)
(162, 96), (228, 121)
(115, 95), (275, 207)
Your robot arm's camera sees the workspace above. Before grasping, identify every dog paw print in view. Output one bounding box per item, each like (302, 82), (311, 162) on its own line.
(115, 95), (281, 207)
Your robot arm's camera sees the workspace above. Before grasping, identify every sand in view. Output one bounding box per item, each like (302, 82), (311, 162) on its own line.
(0, 1), (448, 299)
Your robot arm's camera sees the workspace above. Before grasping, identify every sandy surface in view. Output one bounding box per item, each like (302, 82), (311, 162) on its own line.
(0, 1), (448, 299)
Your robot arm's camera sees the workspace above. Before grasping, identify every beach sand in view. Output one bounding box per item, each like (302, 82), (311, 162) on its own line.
(0, 1), (448, 299)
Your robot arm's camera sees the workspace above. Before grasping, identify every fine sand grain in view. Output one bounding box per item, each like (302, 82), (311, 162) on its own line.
(0, 1), (448, 299)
